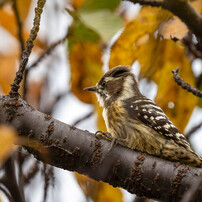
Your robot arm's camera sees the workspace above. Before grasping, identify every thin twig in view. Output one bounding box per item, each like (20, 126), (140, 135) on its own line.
(23, 33), (68, 98)
(9, 0), (47, 96)
(72, 111), (94, 126)
(196, 73), (202, 89)
(24, 161), (39, 184)
(28, 33), (68, 70)
(42, 165), (54, 202)
(12, 0), (25, 52)
(123, 0), (163, 7)
(40, 90), (71, 115)
(183, 34), (202, 59)
(172, 68), (202, 97)
(2, 155), (26, 202)
(186, 121), (202, 139)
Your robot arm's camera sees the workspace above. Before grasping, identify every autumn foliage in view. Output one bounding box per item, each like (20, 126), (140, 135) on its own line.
(0, 0), (201, 201)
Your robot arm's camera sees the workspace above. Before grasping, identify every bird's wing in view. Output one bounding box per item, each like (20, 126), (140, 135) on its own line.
(124, 96), (192, 151)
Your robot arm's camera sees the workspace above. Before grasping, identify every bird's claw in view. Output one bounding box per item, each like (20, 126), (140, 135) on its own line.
(95, 131), (122, 152)
(95, 131), (112, 141)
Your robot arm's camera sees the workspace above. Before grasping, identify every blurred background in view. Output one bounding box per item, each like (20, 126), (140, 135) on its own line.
(0, 0), (201, 201)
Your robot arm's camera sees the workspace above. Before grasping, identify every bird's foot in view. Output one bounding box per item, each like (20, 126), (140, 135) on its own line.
(95, 131), (121, 152)
(95, 130), (112, 140)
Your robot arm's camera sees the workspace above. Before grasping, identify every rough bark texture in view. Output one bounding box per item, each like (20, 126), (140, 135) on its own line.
(0, 95), (201, 201)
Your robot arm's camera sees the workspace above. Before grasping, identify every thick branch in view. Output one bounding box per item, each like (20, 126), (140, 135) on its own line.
(9, 0), (46, 96)
(125, 0), (202, 46)
(0, 95), (201, 201)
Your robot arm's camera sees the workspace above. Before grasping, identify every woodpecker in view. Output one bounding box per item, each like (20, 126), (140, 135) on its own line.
(84, 66), (202, 167)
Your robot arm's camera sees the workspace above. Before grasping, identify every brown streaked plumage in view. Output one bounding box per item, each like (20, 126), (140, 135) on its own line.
(84, 66), (202, 167)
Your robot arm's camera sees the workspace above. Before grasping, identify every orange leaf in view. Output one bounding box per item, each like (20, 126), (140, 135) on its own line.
(0, 0), (32, 38)
(75, 173), (123, 202)
(136, 38), (198, 132)
(69, 42), (103, 104)
(72, 0), (86, 10)
(0, 53), (18, 94)
(0, 125), (17, 165)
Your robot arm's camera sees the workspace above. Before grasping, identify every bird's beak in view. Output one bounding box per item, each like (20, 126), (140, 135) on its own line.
(83, 86), (97, 92)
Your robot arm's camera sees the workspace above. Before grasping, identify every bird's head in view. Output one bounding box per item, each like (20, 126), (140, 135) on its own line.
(84, 66), (141, 107)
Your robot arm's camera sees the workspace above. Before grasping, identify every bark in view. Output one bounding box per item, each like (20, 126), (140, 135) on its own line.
(0, 95), (201, 202)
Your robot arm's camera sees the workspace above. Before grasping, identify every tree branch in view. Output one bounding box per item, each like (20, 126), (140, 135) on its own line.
(12, 0), (25, 53)
(0, 95), (201, 201)
(23, 33), (68, 98)
(72, 111), (94, 126)
(186, 121), (202, 139)
(27, 33), (68, 70)
(172, 68), (202, 97)
(183, 33), (202, 59)
(9, 0), (46, 96)
(123, 0), (163, 7)
(124, 0), (202, 47)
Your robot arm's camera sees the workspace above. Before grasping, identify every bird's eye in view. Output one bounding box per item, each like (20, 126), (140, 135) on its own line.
(101, 81), (106, 87)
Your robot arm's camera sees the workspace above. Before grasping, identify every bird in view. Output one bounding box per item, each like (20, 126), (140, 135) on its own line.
(84, 65), (202, 167)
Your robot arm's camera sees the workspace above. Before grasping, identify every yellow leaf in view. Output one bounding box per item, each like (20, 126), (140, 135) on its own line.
(109, 6), (198, 132)
(109, 6), (171, 68)
(155, 64), (198, 133)
(0, 125), (17, 164)
(69, 41), (106, 129)
(0, 53), (18, 94)
(94, 182), (122, 202)
(137, 39), (198, 131)
(69, 42), (103, 104)
(152, 41), (198, 132)
(75, 173), (123, 202)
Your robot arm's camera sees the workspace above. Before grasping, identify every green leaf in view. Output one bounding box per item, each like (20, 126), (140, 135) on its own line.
(68, 17), (100, 51)
(80, 0), (120, 11)
(79, 10), (123, 42)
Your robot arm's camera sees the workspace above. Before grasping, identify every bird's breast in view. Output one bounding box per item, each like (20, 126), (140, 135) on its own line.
(103, 101), (127, 138)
